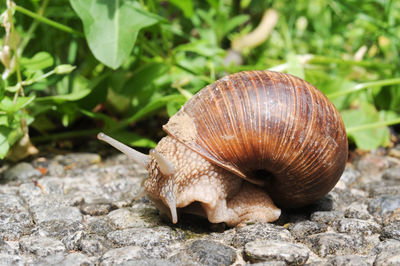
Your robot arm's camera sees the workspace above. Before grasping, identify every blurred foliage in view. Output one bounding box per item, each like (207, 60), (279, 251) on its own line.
(1, 0), (400, 160)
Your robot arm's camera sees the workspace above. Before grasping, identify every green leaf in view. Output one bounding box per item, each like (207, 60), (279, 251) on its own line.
(36, 88), (91, 103)
(169, 0), (193, 18)
(20, 52), (54, 70)
(0, 96), (36, 113)
(120, 62), (168, 96)
(341, 103), (391, 150)
(286, 53), (304, 79)
(70, 0), (160, 69)
(175, 40), (225, 57)
(117, 94), (186, 130)
(0, 126), (11, 159)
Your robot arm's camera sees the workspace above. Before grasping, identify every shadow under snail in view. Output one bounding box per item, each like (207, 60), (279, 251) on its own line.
(98, 70), (348, 227)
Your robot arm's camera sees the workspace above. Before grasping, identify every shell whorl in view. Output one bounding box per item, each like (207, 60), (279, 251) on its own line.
(163, 70), (348, 208)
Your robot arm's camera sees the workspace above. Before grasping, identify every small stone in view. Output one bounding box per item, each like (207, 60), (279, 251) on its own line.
(381, 222), (400, 241)
(107, 208), (151, 229)
(85, 216), (114, 235)
(230, 223), (292, 248)
(382, 209), (400, 225)
(79, 235), (111, 256)
(107, 226), (184, 247)
(0, 194), (32, 240)
(370, 185), (400, 197)
(368, 195), (400, 217)
(244, 240), (309, 264)
(338, 167), (361, 187)
(388, 147), (400, 159)
(0, 254), (23, 265)
(356, 154), (389, 175)
(122, 259), (176, 266)
(247, 261), (286, 266)
(0, 239), (18, 255)
(304, 232), (365, 257)
(30, 252), (95, 266)
(31, 206), (83, 237)
(19, 236), (65, 257)
(310, 211), (344, 225)
(3, 162), (41, 182)
(55, 153), (101, 168)
(61, 230), (86, 251)
(373, 239), (400, 265)
(325, 255), (370, 266)
(344, 202), (373, 220)
(81, 203), (114, 216)
(32, 206), (82, 224)
(170, 240), (236, 266)
(289, 221), (327, 240)
(99, 246), (143, 266)
(107, 227), (185, 258)
(59, 252), (95, 266)
(334, 218), (381, 236)
(382, 167), (400, 180)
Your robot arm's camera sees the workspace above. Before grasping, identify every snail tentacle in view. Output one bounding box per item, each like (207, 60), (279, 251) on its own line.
(150, 149), (176, 176)
(97, 132), (150, 168)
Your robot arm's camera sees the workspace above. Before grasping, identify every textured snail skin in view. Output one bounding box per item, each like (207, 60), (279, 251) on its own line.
(144, 70), (348, 226)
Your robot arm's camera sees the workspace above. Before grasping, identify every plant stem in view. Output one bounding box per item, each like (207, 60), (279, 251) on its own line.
(309, 55), (392, 68)
(18, 0), (50, 57)
(327, 78), (400, 99)
(14, 5), (84, 37)
(7, 1), (24, 102)
(347, 117), (400, 133)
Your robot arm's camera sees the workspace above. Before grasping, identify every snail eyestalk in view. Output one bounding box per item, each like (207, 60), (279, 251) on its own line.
(162, 179), (178, 224)
(97, 132), (150, 168)
(149, 149), (176, 176)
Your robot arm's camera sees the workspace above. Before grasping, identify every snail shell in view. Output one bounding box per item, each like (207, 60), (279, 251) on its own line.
(98, 70), (348, 226)
(163, 70), (348, 208)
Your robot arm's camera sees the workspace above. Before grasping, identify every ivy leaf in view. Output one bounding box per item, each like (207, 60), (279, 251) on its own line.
(70, 0), (160, 69)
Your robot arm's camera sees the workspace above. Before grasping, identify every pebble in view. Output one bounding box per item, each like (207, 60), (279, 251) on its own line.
(382, 167), (400, 180)
(334, 218), (381, 236)
(107, 227), (185, 258)
(2, 162), (41, 182)
(244, 240), (310, 264)
(310, 211), (344, 225)
(230, 223), (292, 248)
(356, 154), (389, 176)
(170, 239), (236, 266)
(325, 255), (371, 266)
(373, 239), (400, 265)
(99, 246), (143, 265)
(381, 222), (400, 241)
(304, 232), (366, 257)
(288, 220), (327, 240)
(344, 202), (373, 220)
(107, 207), (151, 228)
(19, 235), (65, 257)
(338, 166), (361, 187)
(0, 151), (400, 264)
(368, 195), (400, 217)
(0, 194), (32, 240)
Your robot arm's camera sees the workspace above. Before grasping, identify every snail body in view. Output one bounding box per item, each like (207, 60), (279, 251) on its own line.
(98, 70), (348, 226)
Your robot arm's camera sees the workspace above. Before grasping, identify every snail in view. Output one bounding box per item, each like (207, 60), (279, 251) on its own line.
(98, 70), (348, 227)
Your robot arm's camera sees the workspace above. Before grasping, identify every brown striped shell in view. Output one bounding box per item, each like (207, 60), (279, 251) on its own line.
(163, 70), (348, 208)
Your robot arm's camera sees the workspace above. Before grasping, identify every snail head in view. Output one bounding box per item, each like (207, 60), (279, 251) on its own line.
(97, 132), (178, 223)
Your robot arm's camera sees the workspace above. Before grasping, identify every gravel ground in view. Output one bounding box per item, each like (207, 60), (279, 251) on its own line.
(1, 145), (400, 265)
